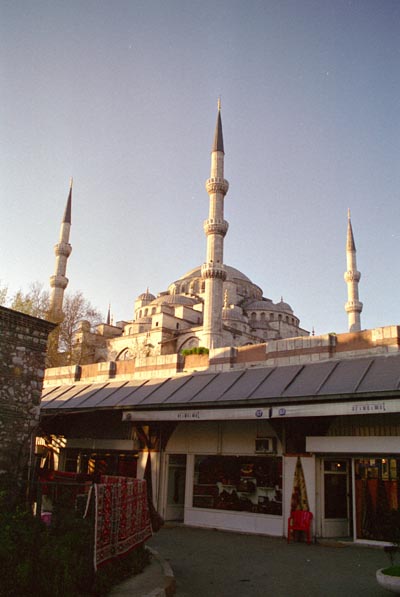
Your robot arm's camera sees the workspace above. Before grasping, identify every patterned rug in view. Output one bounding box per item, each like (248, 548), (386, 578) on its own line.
(87, 475), (152, 570)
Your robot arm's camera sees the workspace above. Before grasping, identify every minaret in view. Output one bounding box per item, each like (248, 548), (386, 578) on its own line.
(48, 180), (73, 323)
(344, 209), (363, 332)
(201, 101), (229, 349)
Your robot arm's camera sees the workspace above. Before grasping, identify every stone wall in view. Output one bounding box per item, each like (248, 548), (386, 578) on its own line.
(0, 306), (55, 499)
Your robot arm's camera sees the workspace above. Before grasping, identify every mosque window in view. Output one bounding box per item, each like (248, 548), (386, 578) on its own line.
(286, 316), (289, 323)
(144, 308), (148, 316)
(152, 307), (156, 315)
(176, 323), (180, 329)
(278, 314), (282, 321)
(270, 313), (274, 321)
(251, 312), (256, 320)
(139, 310), (142, 318)
(260, 312), (265, 321)
(155, 322), (159, 327)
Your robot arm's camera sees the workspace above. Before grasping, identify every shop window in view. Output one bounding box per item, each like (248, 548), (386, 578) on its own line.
(193, 455), (282, 515)
(64, 449), (138, 478)
(355, 457), (400, 542)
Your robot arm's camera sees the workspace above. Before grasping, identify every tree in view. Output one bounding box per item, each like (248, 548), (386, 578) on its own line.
(0, 281), (7, 306)
(57, 291), (103, 363)
(10, 282), (49, 318)
(0, 281), (103, 366)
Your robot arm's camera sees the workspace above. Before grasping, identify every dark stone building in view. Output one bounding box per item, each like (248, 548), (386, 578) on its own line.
(0, 306), (55, 501)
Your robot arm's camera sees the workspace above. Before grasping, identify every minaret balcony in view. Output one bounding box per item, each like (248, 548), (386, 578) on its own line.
(205, 177), (229, 195)
(50, 274), (69, 289)
(203, 218), (229, 237)
(201, 262), (227, 281)
(345, 300), (363, 313)
(54, 242), (72, 258)
(344, 270), (361, 283)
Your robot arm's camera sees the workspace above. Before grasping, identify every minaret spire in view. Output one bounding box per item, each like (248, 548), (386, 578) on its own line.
(201, 102), (229, 349)
(48, 181), (73, 324)
(344, 209), (363, 332)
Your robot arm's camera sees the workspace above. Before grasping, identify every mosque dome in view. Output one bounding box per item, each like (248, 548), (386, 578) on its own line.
(168, 264), (263, 301)
(277, 298), (293, 313)
(137, 289), (156, 302)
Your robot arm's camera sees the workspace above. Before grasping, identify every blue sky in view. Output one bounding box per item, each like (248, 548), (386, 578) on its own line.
(1, 0), (399, 335)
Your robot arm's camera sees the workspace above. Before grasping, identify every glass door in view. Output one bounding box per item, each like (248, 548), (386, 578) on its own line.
(322, 459), (352, 538)
(165, 454), (187, 521)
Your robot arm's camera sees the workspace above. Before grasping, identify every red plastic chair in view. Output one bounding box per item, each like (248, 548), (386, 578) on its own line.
(287, 510), (313, 544)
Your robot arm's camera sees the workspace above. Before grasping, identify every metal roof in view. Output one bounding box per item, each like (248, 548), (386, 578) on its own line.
(40, 353), (400, 414)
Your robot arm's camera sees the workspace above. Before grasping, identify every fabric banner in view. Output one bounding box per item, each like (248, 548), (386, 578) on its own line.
(87, 476), (152, 570)
(290, 457), (309, 511)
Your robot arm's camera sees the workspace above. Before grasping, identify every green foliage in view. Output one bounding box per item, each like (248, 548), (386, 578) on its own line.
(0, 505), (149, 597)
(381, 565), (400, 577)
(0, 507), (44, 597)
(93, 545), (150, 595)
(181, 346), (209, 356)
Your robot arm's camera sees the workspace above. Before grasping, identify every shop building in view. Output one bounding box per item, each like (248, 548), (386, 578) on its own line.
(39, 337), (400, 544)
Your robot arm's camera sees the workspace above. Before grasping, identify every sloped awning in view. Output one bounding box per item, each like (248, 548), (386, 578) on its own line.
(40, 353), (400, 420)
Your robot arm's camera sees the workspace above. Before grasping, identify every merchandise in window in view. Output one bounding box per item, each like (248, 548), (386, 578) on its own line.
(193, 455), (282, 515)
(355, 457), (400, 541)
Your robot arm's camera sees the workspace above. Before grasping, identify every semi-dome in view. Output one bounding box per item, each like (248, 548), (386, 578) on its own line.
(222, 304), (247, 321)
(244, 299), (278, 311)
(150, 294), (199, 307)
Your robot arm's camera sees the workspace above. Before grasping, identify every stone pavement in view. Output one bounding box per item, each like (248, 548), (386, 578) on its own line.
(147, 524), (390, 597)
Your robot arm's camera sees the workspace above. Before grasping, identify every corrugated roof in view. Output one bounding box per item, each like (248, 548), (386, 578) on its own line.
(40, 353), (400, 414)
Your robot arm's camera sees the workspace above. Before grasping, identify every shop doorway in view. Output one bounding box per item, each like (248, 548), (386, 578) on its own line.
(165, 454), (187, 521)
(322, 459), (352, 538)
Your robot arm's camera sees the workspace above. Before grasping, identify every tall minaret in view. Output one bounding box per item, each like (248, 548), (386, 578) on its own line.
(48, 180), (73, 323)
(344, 209), (363, 332)
(201, 101), (229, 349)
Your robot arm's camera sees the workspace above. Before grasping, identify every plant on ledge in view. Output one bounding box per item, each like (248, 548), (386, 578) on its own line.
(181, 346), (209, 356)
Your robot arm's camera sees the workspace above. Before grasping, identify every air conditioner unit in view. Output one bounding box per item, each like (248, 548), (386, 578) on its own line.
(255, 437), (276, 453)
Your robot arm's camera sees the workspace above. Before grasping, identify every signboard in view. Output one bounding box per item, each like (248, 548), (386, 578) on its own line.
(122, 398), (400, 422)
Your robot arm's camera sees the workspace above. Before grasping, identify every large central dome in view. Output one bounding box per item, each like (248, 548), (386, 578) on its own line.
(168, 264), (263, 302)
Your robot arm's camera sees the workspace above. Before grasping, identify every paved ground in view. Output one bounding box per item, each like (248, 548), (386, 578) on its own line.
(148, 524), (391, 596)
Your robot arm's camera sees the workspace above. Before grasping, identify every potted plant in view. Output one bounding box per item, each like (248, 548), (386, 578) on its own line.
(376, 511), (400, 594)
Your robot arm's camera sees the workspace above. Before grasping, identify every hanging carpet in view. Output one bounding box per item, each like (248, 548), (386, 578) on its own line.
(86, 475), (152, 570)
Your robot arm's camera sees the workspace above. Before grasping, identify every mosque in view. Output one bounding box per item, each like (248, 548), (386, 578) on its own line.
(48, 104), (362, 364)
(40, 105), (399, 546)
